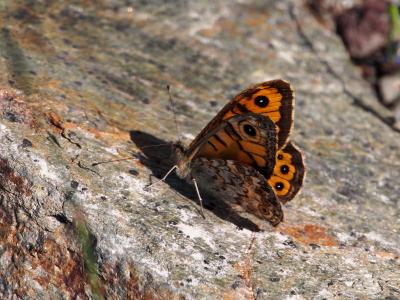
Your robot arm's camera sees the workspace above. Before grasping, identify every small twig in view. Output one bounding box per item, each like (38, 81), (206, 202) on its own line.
(77, 161), (100, 176)
(91, 157), (136, 167)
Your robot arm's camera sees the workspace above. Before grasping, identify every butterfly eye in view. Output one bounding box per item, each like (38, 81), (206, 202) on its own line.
(254, 95), (269, 108)
(275, 182), (284, 191)
(243, 124), (257, 137)
(280, 165), (289, 174)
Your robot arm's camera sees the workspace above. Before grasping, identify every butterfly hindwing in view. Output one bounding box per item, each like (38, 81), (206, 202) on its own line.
(266, 142), (305, 204)
(191, 157), (283, 226)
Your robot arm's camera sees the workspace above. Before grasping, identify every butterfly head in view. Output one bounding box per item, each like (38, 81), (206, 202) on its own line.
(173, 142), (192, 179)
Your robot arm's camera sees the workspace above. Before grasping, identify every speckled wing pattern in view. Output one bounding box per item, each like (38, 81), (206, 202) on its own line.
(191, 158), (283, 226)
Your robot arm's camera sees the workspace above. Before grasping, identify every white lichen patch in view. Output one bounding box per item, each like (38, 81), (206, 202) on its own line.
(105, 233), (141, 256)
(187, 3), (231, 38)
(342, 256), (358, 267)
(374, 192), (391, 204)
(316, 288), (334, 299)
(283, 295), (306, 300)
(295, 205), (323, 218)
(29, 155), (63, 184)
(336, 231), (354, 244)
(0, 122), (7, 132)
(103, 147), (120, 155)
(178, 209), (199, 223)
(111, 171), (159, 201)
(344, 281), (354, 287)
(277, 51), (296, 65)
(176, 223), (215, 248)
(273, 232), (294, 249)
(139, 257), (170, 279)
(365, 231), (395, 248)
(190, 252), (204, 261)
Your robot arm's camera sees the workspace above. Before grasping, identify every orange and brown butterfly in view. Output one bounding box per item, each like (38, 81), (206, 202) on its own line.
(154, 80), (305, 226)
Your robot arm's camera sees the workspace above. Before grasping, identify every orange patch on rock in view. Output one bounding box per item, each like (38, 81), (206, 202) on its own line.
(45, 111), (130, 142)
(233, 260), (252, 284)
(198, 18), (238, 39)
(280, 223), (338, 247)
(376, 251), (398, 260)
(85, 126), (130, 142)
(227, 260), (254, 300)
(45, 111), (64, 131)
(244, 15), (268, 27)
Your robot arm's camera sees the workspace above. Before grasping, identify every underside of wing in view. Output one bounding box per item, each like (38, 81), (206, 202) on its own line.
(225, 80), (294, 149)
(191, 157), (283, 226)
(188, 79), (294, 150)
(191, 113), (278, 177)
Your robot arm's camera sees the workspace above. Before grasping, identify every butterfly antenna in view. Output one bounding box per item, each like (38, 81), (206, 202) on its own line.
(167, 85), (181, 143)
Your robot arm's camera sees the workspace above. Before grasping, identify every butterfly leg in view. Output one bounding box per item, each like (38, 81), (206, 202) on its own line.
(192, 178), (206, 219)
(144, 165), (177, 190)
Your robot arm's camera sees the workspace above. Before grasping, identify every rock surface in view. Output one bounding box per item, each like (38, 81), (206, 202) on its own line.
(0, 1), (399, 299)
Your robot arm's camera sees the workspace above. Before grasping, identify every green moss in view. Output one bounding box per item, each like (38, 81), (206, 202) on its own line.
(75, 220), (104, 300)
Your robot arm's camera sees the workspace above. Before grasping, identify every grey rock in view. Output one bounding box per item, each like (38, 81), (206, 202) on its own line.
(0, 1), (399, 299)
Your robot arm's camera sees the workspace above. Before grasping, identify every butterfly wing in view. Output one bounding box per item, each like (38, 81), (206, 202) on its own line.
(191, 157), (283, 226)
(224, 80), (294, 149)
(265, 142), (305, 204)
(175, 81), (301, 224)
(190, 113), (278, 177)
(188, 79), (293, 151)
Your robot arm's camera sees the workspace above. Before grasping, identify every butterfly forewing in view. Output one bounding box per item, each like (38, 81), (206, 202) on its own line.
(192, 113), (278, 177)
(188, 80), (294, 151)
(228, 80), (294, 149)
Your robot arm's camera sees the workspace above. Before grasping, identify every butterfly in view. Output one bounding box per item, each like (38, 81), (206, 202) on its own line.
(152, 80), (305, 226)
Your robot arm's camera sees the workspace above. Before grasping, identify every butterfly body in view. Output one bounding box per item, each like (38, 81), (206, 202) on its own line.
(171, 80), (305, 227)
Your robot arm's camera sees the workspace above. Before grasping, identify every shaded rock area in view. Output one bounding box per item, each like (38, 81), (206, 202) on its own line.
(0, 0), (399, 299)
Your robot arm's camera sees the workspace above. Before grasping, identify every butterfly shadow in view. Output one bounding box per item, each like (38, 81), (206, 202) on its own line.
(130, 130), (262, 232)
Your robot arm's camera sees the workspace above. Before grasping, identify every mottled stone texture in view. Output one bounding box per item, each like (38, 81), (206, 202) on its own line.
(0, 1), (399, 299)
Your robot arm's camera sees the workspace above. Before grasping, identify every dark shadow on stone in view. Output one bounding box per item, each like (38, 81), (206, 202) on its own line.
(130, 130), (262, 232)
